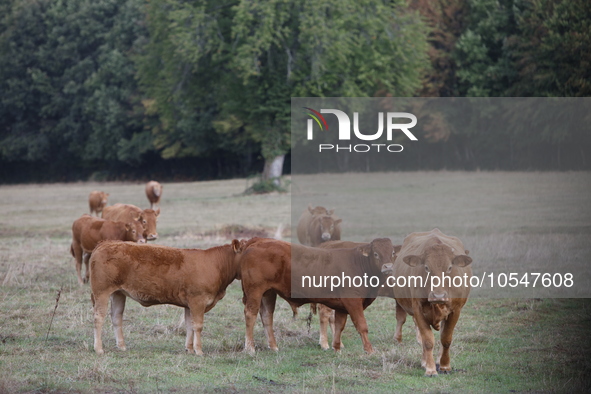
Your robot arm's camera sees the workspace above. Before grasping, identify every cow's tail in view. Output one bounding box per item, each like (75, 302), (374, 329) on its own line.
(70, 244), (74, 257)
(309, 303), (318, 315)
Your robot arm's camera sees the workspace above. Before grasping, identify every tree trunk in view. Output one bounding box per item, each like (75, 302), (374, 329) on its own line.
(262, 154), (285, 185)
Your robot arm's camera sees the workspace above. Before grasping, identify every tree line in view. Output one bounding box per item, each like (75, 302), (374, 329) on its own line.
(0, 0), (589, 184)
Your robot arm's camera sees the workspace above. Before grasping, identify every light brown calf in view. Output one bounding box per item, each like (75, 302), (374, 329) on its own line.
(70, 214), (145, 285)
(240, 238), (395, 355)
(88, 191), (109, 216)
(392, 228), (472, 376)
(90, 240), (244, 355)
(145, 180), (163, 209)
(102, 203), (160, 241)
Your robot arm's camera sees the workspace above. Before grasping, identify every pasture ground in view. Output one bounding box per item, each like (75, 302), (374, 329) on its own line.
(0, 173), (590, 393)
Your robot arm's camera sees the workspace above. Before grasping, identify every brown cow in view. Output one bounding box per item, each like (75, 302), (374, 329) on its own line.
(145, 180), (163, 209)
(90, 239), (244, 355)
(316, 240), (401, 350)
(240, 237), (395, 355)
(392, 228), (472, 376)
(88, 191), (109, 216)
(102, 203), (160, 241)
(296, 205), (342, 247)
(70, 215), (145, 285)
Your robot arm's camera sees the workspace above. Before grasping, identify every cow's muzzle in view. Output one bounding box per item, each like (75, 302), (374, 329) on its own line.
(137, 238), (146, 244)
(381, 263), (393, 275)
(147, 233), (158, 241)
(321, 232), (331, 241)
(428, 291), (449, 303)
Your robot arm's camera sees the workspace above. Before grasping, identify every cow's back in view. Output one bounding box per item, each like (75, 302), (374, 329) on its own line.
(102, 203), (142, 222)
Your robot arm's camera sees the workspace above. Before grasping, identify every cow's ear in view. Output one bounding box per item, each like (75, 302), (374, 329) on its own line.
(359, 244), (371, 257)
(403, 255), (422, 267)
(125, 223), (132, 231)
(464, 249), (470, 255)
(394, 245), (402, 254)
(327, 209), (335, 215)
(453, 254), (472, 267)
(334, 219), (342, 225)
(232, 239), (242, 253)
(308, 205), (314, 214)
(155, 208), (160, 216)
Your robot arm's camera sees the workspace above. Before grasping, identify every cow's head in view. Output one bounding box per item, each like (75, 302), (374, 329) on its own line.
(139, 208), (160, 241)
(308, 205), (334, 216)
(359, 238), (397, 275)
(317, 215), (342, 242)
(125, 220), (146, 244)
(100, 192), (109, 206)
(402, 244), (472, 303)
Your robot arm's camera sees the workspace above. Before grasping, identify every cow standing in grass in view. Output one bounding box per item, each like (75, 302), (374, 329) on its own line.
(318, 240), (401, 350)
(90, 239), (245, 355)
(296, 205), (341, 247)
(240, 237), (395, 355)
(70, 214), (145, 285)
(88, 191), (109, 216)
(145, 180), (163, 209)
(392, 228), (472, 376)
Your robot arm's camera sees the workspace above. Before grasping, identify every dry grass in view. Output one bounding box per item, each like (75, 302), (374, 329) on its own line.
(0, 172), (590, 392)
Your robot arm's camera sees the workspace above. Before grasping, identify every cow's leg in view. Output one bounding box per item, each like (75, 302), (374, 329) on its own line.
(412, 316), (422, 345)
(259, 291), (278, 351)
(438, 310), (461, 373)
(187, 301), (207, 356)
(72, 243), (84, 286)
(83, 253), (91, 284)
(110, 291), (127, 351)
(184, 308), (194, 353)
(93, 292), (110, 354)
(394, 301), (407, 343)
(318, 304), (331, 350)
(243, 289), (264, 355)
(332, 310), (348, 352)
(412, 303), (437, 376)
(343, 300), (374, 354)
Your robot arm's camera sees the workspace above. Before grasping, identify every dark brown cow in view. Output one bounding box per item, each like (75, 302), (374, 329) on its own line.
(240, 237), (395, 354)
(317, 240), (400, 350)
(90, 239), (245, 355)
(70, 215), (145, 285)
(392, 228), (472, 376)
(88, 191), (109, 216)
(296, 205), (341, 247)
(145, 180), (163, 209)
(102, 203), (160, 241)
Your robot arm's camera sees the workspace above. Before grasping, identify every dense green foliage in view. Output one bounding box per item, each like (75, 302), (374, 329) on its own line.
(0, 0), (589, 183)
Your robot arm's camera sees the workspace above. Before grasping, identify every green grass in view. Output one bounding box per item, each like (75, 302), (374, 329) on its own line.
(1, 172), (590, 392)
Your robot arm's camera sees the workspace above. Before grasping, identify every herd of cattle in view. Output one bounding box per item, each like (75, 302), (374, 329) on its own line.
(71, 183), (473, 377)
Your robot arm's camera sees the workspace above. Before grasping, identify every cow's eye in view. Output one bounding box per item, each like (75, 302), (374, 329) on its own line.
(392, 251), (396, 257)
(132, 230), (136, 234)
(425, 266), (430, 273)
(374, 252), (379, 258)
(446, 266), (452, 273)
(143, 220), (147, 224)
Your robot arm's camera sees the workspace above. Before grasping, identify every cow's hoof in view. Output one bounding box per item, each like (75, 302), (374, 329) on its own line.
(424, 371), (438, 377)
(244, 348), (256, 356)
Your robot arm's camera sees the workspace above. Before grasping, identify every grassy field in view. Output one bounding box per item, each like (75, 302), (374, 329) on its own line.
(1, 172), (590, 393)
